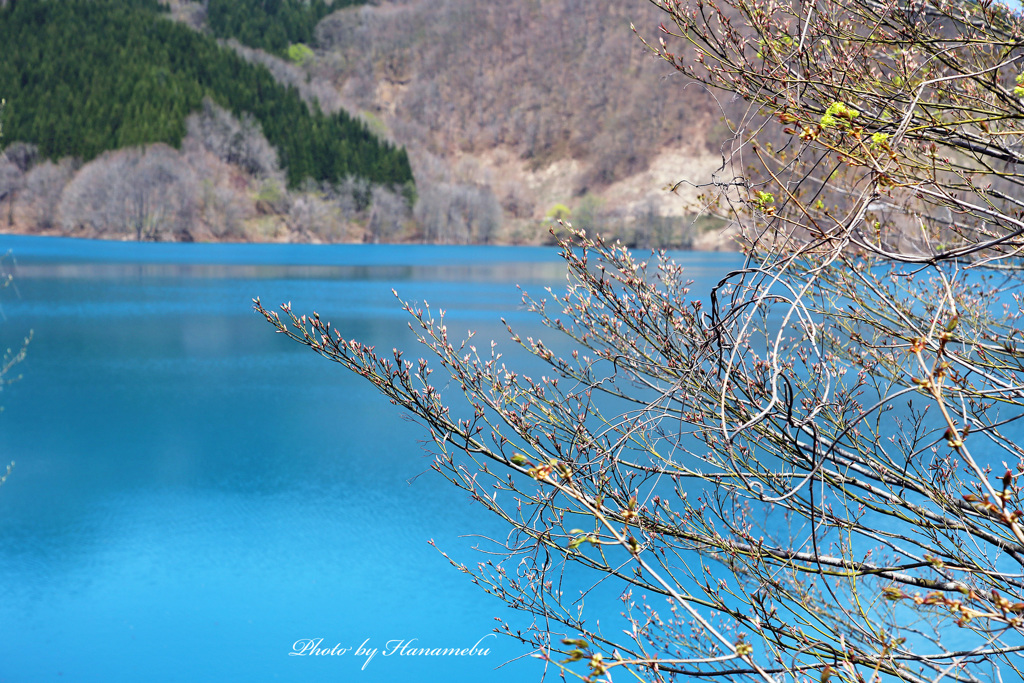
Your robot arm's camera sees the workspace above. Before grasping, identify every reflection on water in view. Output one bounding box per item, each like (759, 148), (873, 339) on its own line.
(10, 261), (572, 283)
(0, 235), (742, 683)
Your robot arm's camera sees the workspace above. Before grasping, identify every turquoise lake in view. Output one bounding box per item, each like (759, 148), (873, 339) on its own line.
(0, 235), (742, 682)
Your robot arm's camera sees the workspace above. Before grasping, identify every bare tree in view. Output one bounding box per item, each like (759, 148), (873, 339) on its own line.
(3, 141), (37, 175)
(184, 98), (281, 180)
(365, 184), (412, 243)
(60, 145), (199, 241)
(0, 142), (36, 227)
(414, 181), (502, 244)
(22, 159), (76, 231)
(257, 0), (1024, 681)
(0, 157), (19, 228)
(288, 191), (362, 242)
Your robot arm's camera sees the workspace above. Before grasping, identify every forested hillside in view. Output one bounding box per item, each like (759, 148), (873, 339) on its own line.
(207, 0), (360, 56)
(0, 0), (734, 247)
(0, 0), (411, 189)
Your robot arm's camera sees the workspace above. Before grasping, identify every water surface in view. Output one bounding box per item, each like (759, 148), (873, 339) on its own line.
(0, 235), (741, 682)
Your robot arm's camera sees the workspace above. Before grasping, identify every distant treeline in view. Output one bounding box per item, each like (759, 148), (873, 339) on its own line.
(0, 0), (412, 189)
(208, 0), (362, 55)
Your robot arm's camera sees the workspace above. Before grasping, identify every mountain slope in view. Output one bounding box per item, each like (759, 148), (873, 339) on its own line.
(308, 0), (733, 246)
(0, 0), (412, 189)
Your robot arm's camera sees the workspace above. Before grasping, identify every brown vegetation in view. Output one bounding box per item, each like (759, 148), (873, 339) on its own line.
(3, 0), (736, 246)
(314, 0), (730, 245)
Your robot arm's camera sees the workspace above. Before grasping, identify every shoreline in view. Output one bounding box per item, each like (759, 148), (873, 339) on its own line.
(0, 227), (739, 251)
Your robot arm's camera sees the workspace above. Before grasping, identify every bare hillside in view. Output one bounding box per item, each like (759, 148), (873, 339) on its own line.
(310, 0), (733, 246)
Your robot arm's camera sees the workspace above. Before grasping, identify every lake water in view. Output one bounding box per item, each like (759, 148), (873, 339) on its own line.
(0, 235), (741, 682)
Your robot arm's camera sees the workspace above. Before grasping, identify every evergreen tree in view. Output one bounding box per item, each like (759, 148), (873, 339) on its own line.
(0, 0), (412, 189)
(206, 0), (349, 56)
